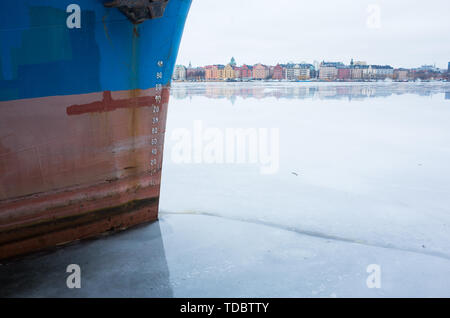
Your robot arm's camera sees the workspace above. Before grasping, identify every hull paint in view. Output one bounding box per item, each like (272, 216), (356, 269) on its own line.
(0, 0), (192, 259)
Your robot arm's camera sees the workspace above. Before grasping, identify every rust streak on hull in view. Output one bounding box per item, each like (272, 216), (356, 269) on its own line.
(66, 88), (169, 115)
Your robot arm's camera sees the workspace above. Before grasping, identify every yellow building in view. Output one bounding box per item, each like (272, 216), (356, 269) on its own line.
(224, 64), (235, 79)
(217, 65), (225, 80)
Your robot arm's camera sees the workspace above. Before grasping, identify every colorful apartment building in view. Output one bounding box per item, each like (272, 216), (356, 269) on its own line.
(237, 64), (253, 80)
(253, 63), (269, 80)
(224, 64), (235, 79)
(205, 65), (219, 80)
(217, 65), (225, 80)
(337, 67), (351, 80)
(272, 64), (284, 80)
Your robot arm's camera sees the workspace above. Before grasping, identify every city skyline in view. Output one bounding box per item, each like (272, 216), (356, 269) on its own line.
(175, 58), (445, 71)
(176, 0), (450, 69)
(172, 59), (448, 82)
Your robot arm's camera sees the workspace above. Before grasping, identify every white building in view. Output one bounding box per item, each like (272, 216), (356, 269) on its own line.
(172, 65), (187, 81)
(319, 62), (343, 80)
(286, 64), (312, 80)
(373, 65), (394, 79)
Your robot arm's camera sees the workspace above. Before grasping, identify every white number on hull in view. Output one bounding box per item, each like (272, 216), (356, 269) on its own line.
(150, 59), (164, 170)
(66, 4), (81, 29)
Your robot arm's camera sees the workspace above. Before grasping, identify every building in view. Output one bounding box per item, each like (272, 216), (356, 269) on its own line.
(224, 64), (235, 79)
(272, 64), (284, 80)
(359, 65), (393, 80)
(285, 64), (296, 80)
(371, 65), (394, 79)
(319, 62), (343, 80)
(172, 65), (186, 81)
(205, 65), (219, 80)
(394, 68), (409, 81)
(285, 64), (312, 80)
(234, 67), (241, 79)
(305, 64), (317, 79)
(296, 63), (316, 79)
(186, 67), (205, 81)
(253, 63), (269, 80)
(297, 67), (310, 80)
(237, 64), (252, 80)
(362, 65), (374, 80)
(216, 65), (225, 80)
(350, 65), (365, 80)
(337, 66), (351, 80)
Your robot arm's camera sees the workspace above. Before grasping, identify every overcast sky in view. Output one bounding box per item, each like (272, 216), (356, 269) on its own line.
(176, 0), (450, 69)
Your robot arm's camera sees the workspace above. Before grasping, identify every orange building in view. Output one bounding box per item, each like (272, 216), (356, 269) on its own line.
(253, 63), (269, 79)
(205, 65), (219, 80)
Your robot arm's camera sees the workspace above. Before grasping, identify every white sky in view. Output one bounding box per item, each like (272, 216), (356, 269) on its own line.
(176, 0), (450, 69)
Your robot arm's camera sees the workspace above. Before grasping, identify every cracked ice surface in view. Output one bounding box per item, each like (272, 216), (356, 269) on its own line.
(160, 82), (450, 297)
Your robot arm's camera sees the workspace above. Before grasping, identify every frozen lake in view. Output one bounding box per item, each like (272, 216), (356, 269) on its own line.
(159, 81), (450, 297)
(2, 82), (449, 298)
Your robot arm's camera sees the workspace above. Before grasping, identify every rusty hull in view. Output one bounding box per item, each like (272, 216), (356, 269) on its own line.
(0, 88), (170, 260)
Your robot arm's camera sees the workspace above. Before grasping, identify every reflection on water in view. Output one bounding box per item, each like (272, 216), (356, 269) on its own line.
(171, 82), (450, 102)
(0, 221), (172, 297)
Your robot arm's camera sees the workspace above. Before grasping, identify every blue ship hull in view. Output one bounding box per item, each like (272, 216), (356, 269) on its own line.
(0, 0), (191, 259)
(0, 0), (191, 100)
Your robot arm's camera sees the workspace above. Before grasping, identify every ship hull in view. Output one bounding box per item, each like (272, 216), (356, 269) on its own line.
(0, 0), (192, 259)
